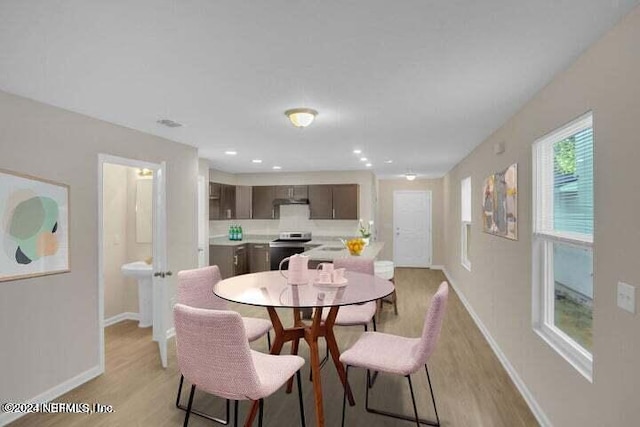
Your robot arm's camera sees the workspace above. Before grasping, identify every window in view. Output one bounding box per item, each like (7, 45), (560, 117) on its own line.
(532, 112), (594, 380)
(461, 176), (472, 271)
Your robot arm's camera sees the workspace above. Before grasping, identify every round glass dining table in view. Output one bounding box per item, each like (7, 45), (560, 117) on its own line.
(214, 269), (395, 427)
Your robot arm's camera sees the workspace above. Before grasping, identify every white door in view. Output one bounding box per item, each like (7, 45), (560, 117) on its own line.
(197, 176), (207, 268)
(152, 162), (169, 368)
(393, 190), (432, 267)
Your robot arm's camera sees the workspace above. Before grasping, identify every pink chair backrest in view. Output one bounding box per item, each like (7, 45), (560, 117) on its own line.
(177, 266), (227, 310)
(413, 281), (449, 368)
(333, 257), (374, 275)
(173, 304), (262, 400)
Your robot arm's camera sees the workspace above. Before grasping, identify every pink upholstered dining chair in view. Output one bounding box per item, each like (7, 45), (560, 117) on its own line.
(174, 304), (306, 427)
(339, 281), (449, 427)
(322, 257), (378, 332)
(175, 266), (272, 424)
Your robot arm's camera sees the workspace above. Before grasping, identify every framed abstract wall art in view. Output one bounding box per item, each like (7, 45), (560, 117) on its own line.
(482, 163), (518, 240)
(0, 169), (70, 282)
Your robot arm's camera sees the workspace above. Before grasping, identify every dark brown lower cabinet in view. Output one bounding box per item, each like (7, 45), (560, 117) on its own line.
(249, 244), (270, 272)
(209, 244), (248, 279)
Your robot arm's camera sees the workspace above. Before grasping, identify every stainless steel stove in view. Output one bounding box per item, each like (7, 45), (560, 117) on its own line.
(269, 232), (312, 270)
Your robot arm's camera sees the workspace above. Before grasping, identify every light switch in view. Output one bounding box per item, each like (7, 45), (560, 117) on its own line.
(617, 282), (636, 314)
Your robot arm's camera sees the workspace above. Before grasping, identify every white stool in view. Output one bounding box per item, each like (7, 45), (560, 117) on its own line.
(374, 261), (398, 319)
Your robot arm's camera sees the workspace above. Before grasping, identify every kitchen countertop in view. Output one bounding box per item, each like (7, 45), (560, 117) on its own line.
(209, 235), (384, 261)
(303, 241), (384, 261)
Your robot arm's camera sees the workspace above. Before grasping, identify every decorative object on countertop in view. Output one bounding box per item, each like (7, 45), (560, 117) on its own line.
(344, 238), (365, 256)
(228, 224), (243, 241)
(358, 219), (373, 245)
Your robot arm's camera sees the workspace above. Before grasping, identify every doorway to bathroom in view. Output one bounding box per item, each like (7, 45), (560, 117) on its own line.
(98, 154), (169, 372)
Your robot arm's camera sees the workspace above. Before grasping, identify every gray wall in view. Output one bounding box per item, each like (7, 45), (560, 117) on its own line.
(0, 90), (198, 410)
(442, 6), (640, 426)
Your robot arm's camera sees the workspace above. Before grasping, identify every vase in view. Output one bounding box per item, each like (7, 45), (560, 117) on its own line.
(361, 237), (370, 246)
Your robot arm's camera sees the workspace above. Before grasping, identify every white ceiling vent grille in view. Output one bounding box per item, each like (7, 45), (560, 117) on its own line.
(156, 119), (183, 128)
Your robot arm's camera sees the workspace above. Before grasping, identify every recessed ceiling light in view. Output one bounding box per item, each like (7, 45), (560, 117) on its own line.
(384, 160), (393, 164)
(225, 151), (237, 155)
(365, 163), (372, 167)
(272, 166), (282, 170)
(252, 159), (262, 164)
(405, 173), (417, 181)
(360, 157), (368, 162)
(353, 149), (362, 154)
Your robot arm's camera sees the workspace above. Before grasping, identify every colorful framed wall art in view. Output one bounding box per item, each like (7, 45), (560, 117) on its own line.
(0, 169), (70, 282)
(482, 163), (518, 240)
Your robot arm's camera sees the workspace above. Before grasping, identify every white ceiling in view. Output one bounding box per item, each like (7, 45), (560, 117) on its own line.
(0, 1), (637, 178)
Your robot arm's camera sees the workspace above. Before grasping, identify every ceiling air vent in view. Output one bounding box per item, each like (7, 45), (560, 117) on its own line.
(156, 119), (183, 128)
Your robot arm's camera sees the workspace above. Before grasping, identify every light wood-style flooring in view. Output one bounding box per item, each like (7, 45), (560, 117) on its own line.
(11, 268), (538, 426)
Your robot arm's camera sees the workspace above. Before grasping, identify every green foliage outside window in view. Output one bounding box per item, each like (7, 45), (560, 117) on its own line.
(554, 137), (576, 175)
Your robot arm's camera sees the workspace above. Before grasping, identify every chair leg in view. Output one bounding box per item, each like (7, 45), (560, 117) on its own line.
(425, 364), (440, 426)
(372, 316), (377, 332)
(364, 369), (440, 426)
(175, 374), (185, 408)
(258, 399), (264, 427)
(407, 375), (421, 427)
(296, 371), (306, 427)
(392, 290), (398, 315)
(183, 384), (196, 427)
(233, 400), (239, 427)
(341, 365), (350, 427)
(266, 331), (271, 350)
(176, 374), (230, 424)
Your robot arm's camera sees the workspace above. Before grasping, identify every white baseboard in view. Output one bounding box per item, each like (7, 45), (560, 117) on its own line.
(103, 312), (140, 327)
(0, 365), (102, 426)
(442, 268), (552, 427)
(429, 264), (444, 270)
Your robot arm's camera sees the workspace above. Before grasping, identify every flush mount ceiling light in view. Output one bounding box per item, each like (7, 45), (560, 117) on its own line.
(285, 108), (318, 128)
(224, 150), (237, 155)
(353, 149), (362, 154)
(405, 172), (417, 181)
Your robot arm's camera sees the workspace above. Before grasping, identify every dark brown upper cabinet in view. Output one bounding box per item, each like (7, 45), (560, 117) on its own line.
(252, 186), (278, 219)
(274, 185), (309, 200)
(308, 184), (358, 219)
(209, 182), (236, 220)
(235, 185), (252, 219)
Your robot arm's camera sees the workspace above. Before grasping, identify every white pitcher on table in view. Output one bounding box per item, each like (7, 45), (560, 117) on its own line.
(279, 254), (310, 284)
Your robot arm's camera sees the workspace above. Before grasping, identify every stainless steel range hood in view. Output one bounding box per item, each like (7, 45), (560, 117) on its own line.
(272, 198), (309, 205)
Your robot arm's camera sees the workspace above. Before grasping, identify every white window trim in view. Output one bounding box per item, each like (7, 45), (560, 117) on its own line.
(461, 222), (471, 271)
(461, 176), (472, 271)
(531, 111), (594, 382)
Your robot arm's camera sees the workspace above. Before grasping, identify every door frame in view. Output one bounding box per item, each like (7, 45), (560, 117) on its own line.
(392, 190), (432, 268)
(97, 154), (167, 372)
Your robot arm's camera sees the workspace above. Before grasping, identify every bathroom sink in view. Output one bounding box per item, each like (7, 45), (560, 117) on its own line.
(121, 261), (152, 278)
(319, 246), (346, 252)
(121, 261), (153, 328)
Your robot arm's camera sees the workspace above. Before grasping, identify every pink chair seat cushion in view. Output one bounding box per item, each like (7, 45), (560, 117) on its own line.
(339, 332), (421, 375)
(321, 301), (377, 326)
(339, 282), (449, 376)
(250, 351), (304, 399)
(243, 317), (273, 342)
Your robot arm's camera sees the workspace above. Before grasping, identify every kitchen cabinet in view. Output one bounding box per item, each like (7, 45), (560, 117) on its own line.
(210, 244), (248, 279)
(332, 184), (359, 219)
(209, 182), (236, 220)
(274, 185), (308, 200)
(235, 185), (252, 219)
(308, 184), (359, 219)
(249, 243), (270, 272)
(308, 185), (333, 219)
(252, 186), (278, 219)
